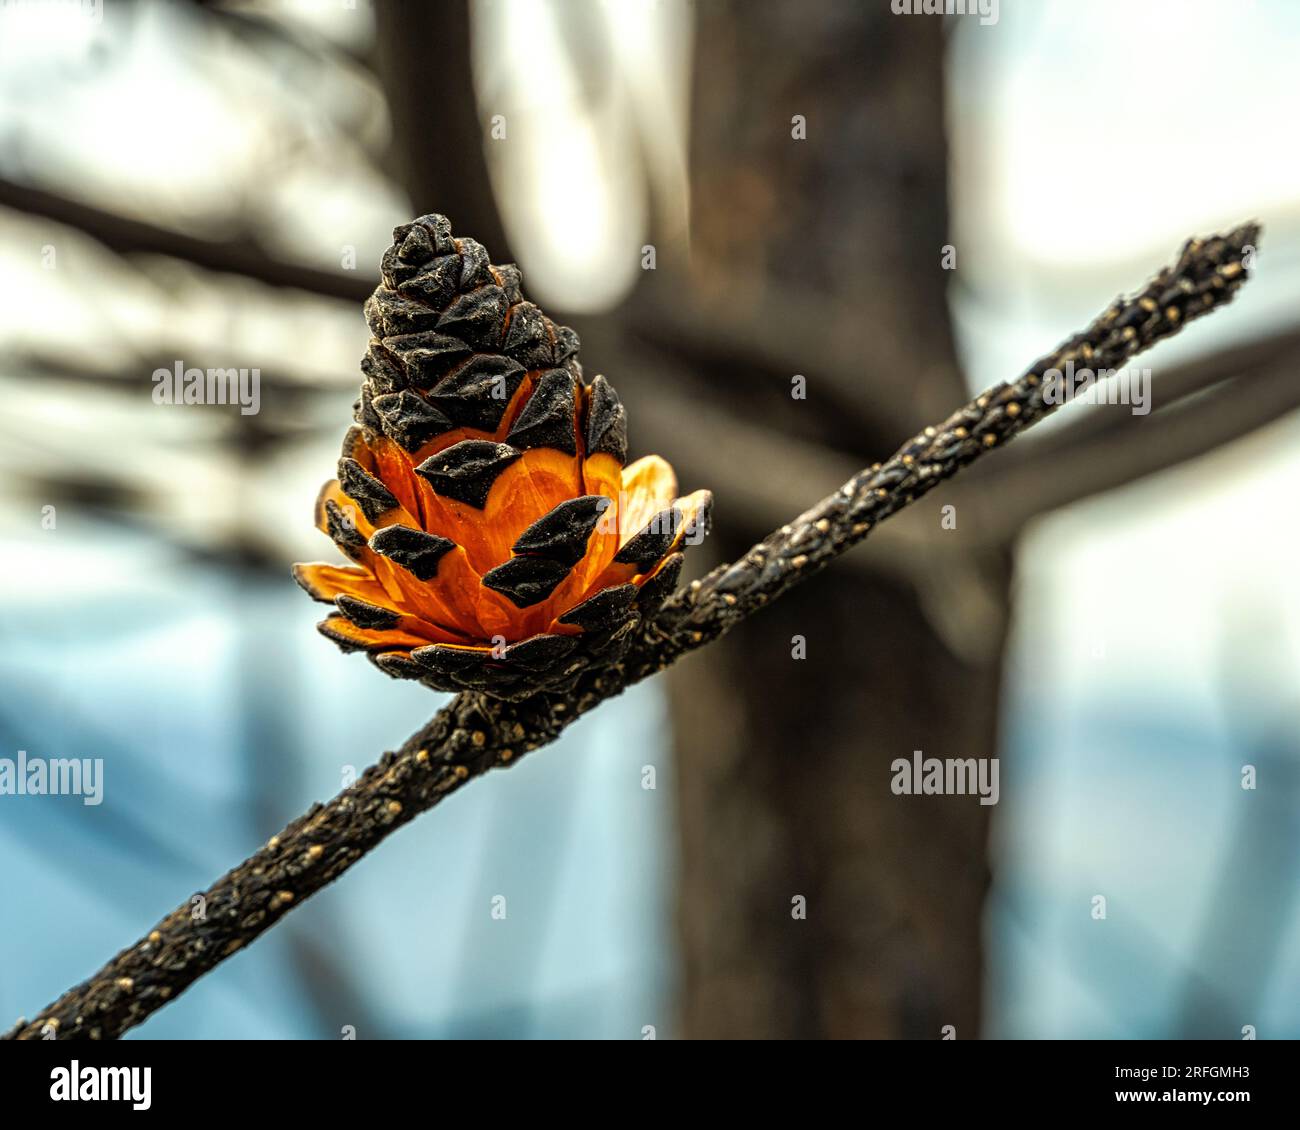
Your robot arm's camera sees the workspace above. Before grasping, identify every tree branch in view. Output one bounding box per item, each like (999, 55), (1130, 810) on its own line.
(622, 306), (1300, 573)
(0, 177), (371, 303)
(3, 222), (1260, 1041)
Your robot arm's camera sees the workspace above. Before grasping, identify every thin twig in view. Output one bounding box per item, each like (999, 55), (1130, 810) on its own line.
(3, 222), (1259, 1041)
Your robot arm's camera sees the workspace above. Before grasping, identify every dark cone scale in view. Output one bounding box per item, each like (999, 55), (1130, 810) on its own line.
(294, 213), (712, 700)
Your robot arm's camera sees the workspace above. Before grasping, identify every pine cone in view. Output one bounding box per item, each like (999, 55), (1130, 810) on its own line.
(294, 214), (711, 701)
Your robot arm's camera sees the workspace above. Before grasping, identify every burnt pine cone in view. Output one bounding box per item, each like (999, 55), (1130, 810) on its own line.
(293, 214), (712, 701)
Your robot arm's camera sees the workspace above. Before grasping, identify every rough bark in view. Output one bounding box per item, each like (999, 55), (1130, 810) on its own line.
(4, 219), (1257, 1039)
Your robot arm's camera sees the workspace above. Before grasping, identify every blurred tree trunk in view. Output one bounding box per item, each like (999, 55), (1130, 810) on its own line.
(375, 0), (1010, 1039)
(660, 2), (1010, 1039)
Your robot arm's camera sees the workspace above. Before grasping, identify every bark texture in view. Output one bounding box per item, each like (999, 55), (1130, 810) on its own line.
(664, 3), (995, 1038)
(3, 213), (1256, 1040)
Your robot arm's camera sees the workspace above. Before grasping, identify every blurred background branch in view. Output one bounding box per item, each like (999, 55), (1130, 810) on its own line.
(6, 218), (1257, 1039)
(3, 0), (1299, 1039)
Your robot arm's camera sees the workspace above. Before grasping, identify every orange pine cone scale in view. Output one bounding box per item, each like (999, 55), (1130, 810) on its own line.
(294, 214), (711, 700)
